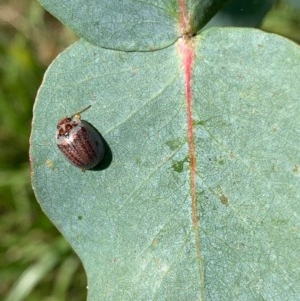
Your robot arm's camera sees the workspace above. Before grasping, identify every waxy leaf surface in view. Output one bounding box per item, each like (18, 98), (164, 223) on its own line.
(31, 28), (300, 300)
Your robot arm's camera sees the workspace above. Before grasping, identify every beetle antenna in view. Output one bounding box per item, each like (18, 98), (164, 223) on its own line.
(71, 105), (92, 118)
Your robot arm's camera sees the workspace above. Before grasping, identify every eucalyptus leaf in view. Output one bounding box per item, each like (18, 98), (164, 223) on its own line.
(37, 0), (227, 50)
(30, 28), (300, 300)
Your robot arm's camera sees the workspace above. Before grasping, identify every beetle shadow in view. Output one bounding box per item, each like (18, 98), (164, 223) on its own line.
(92, 136), (113, 171)
(84, 121), (113, 171)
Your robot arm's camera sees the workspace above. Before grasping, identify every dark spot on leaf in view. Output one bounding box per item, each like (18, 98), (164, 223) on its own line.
(172, 157), (189, 173)
(209, 156), (225, 165)
(217, 158), (225, 165)
(78, 215), (83, 220)
(272, 218), (288, 226)
(172, 161), (184, 173)
(193, 119), (206, 126)
(219, 193), (229, 206)
(166, 138), (183, 151)
(292, 165), (299, 174)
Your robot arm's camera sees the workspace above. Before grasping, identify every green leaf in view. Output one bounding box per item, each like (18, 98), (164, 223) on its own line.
(30, 28), (300, 300)
(37, 0), (227, 50)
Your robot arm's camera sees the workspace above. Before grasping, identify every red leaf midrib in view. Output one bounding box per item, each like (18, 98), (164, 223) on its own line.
(179, 0), (205, 297)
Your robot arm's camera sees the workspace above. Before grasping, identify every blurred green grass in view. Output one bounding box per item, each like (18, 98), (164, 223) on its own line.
(0, 1), (86, 300)
(0, 0), (299, 300)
